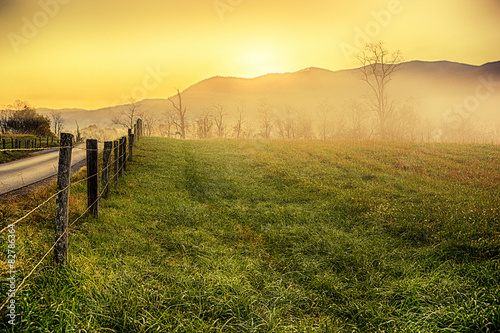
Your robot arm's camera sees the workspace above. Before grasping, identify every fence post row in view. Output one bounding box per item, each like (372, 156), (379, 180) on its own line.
(54, 133), (74, 267)
(86, 139), (99, 218)
(52, 131), (138, 268)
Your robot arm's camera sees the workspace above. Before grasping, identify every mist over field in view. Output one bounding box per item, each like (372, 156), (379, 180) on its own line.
(37, 60), (500, 143)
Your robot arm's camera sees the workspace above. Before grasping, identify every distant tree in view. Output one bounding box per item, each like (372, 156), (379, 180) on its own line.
(357, 41), (403, 139)
(168, 89), (187, 139)
(296, 110), (314, 140)
(212, 104), (228, 138)
(195, 109), (214, 139)
(0, 107), (8, 134)
(394, 98), (421, 141)
(258, 98), (275, 139)
(159, 109), (176, 137)
(113, 97), (141, 130)
(141, 110), (158, 136)
(36, 122), (52, 136)
(317, 101), (333, 140)
(233, 100), (246, 139)
(75, 120), (82, 142)
(50, 111), (65, 137)
(4, 100), (51, 135)
(276, 105), (297, 139)
(346, 99), (369, 140)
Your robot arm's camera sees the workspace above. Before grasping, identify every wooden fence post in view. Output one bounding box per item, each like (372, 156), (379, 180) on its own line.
(113, 140), (119, 188)
(137, 119), (143, 139)
(133, 124), (137, 146)
(86, 139), (99, 218)
(54, 133), (73, 267)
(122, 136), (127, 172)
(128, 129), (134, 162)
(102, 141), (112, 199)
(118, 137), (124, 177)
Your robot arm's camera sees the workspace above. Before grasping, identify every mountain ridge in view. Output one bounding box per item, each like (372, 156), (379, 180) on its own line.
(37, 59), (500, 133)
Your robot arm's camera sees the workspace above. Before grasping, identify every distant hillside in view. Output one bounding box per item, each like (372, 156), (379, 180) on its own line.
(38, 60), (500, 135)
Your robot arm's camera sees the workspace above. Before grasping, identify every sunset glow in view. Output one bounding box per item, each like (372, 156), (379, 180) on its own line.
(1, 0), (499, 109)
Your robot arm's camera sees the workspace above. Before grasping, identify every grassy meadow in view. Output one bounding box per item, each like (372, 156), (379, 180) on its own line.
(1, 137), (499, 332)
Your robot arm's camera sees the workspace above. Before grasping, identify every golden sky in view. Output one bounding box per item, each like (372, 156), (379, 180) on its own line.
(1, 0), (499, 109)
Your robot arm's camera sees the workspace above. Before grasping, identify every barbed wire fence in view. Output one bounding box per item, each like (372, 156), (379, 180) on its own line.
(0, 119), (143, 313)
(0, 136), (61, 153)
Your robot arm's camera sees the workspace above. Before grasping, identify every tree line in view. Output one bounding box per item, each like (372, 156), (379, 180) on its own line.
(0, 100), (52, 136)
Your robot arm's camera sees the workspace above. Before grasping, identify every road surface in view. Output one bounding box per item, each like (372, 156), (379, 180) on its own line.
(0, 144), (89, 195)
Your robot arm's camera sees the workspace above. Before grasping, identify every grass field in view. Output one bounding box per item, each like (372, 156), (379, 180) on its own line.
(1, 137), (499, 332)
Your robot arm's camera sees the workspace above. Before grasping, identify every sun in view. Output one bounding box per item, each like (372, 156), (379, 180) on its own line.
(238, 47), (279, 77)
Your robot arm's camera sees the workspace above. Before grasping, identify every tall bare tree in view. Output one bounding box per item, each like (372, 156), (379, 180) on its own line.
(357, 41), (403, 139)
(168, 89), (187, 139)
(233, 100), (246, 139)
(50, 111), (65, 137)
(113, 98), (141, 130)
(258, 98), (275, 139)
(212, 104), (228, 138)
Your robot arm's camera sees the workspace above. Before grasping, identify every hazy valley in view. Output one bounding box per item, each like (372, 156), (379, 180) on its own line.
(37, 60), (500, 142)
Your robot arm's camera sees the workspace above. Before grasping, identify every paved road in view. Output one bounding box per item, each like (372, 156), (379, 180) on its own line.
(0, 144), (89, 195)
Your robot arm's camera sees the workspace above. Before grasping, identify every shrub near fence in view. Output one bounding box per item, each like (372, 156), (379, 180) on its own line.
(0, 120), (143, 316)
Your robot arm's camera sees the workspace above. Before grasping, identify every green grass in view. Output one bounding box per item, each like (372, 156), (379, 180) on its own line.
(1, 137), (499, 332)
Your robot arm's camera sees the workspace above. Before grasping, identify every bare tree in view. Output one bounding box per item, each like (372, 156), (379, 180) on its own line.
(346, 99), (369, 140)
(212, 104), (228, 138)
(276, 105), (297, 139)
(160, 109), (176, 137)
(51, 111), (65, 137)
(113, 97), (141, 129)
(317, 101), (333, 140)
(168, 89), (187, 139)
(141, 110), (158, 136)
(195, 109), (214, 139)
(258, 98), (275, 139)
(394, 98), (421, 141)
(357, 41), (403, 139)
(233, 100), (246, 139)
(296, 110), (314, 140)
